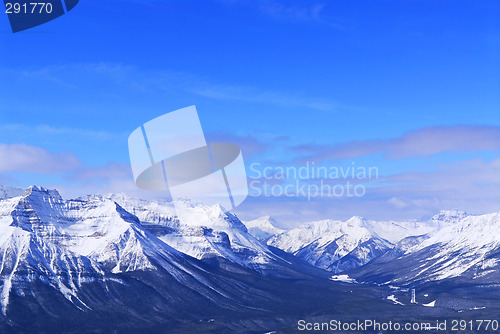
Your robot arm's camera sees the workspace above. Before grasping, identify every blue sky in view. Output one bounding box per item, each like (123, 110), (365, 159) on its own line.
(0, 0), (499, 226)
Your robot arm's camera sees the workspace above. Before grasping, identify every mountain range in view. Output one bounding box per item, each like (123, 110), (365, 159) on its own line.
(264, 210), (466, 274)
(0, 185), (498, 333)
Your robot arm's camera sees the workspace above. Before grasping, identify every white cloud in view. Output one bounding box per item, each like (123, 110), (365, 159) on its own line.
(0, 143), (80, 174)
(295, 125), (500, 161)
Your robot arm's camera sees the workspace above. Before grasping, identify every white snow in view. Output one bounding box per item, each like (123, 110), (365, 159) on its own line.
(330, 274), (356, 283)
(402, 211), (500, 282)
(0, 186), (189, 313)
(470, 306), (486, 310)
(267, 217), (393, 271)
(422, 300), (436, 307)
(387, 294), (404, 305)
(244, 216), (285, 241)
(1, 184), (498, 315)
(110, 195), (283, 269)
(269, 208), (500, 281)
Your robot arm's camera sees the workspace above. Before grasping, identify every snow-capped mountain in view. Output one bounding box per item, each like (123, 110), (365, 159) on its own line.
(0, 187), (289, 322)
(267, 217), (393, 273)
(103, 195), (287, 272)
(403, 210), (500, 282)
(264, 210), (472, 274)
(430, 208), (470, 226)
(244, 216), (285, 241)
(350, 210), (500, 285)
(361, 218), (438, 244)
(0, 185), (405, 333)
(0, 185), (497, 332)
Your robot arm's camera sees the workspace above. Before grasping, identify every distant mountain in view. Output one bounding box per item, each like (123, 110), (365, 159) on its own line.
(430, 209), (470, 227)
(267, 217), (394, 273)
(361, 218), (438, 244)
(264, 210), (475, 274)
(243, 216), (285, 241)
(349, 210), (500, 286)
(0, 186), (23, 200)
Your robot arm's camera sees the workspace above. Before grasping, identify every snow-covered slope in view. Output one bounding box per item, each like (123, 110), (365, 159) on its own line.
(430, 209), (470, 226)
(0, 186), (388, 333)
(404, 211), (500, 281)
(268, 217), (393, 273)
(244, 216), (285, 241)
(266, 210), (472, 274)
(0, 186), (274, 318)
(9, 186), (177, 274)
(361, 219), (437, 244)
(102, 194), (290, 272)
(350, 210), (500, 285)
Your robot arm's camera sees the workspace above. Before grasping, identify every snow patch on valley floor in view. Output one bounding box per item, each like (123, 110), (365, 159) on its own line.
(422, 300), (436, 307)
(387, 294), (404, 305)
(330, 274), (357, 283)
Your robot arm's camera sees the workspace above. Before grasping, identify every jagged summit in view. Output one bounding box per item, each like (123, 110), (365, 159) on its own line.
(431, 209), (469, 223)
(351, 210), (500, 286)
(105, 193), (279, 269)
(346, 216), (368, 227)
(268, 217), (392, 273)
(23, 185), (63, 202)
(265, 210), (485, 274)
(244, 216), (285, 241)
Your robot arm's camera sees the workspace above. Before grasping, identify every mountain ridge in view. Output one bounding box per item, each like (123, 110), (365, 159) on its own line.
(1, 185), (426, 333)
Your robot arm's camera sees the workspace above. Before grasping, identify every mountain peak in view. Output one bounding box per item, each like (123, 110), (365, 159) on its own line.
(346, 216), (367, 226)
(245, 216), (285, 241)
(268, 216), (392, 273)
(245, 216), (277, 228)
(24, 185), (63, 201)
(431, 209), (469, 223)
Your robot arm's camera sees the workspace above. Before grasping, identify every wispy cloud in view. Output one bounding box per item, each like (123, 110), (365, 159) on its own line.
(378, 157), (500, 215)
(61, 162), (168, 200)
(191, 84), (336, 111)
(205, 131), (269, 157)
(72, 162), (132, 181)
(257, 1), (325, 23)
(218, 0), (329, 24)
(0, 124), (121, 141)
(294, 125), (500, 162)
(0, 144), (80, 174)
(5, 63), (340, 112)
(0, 143), (155, 200)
